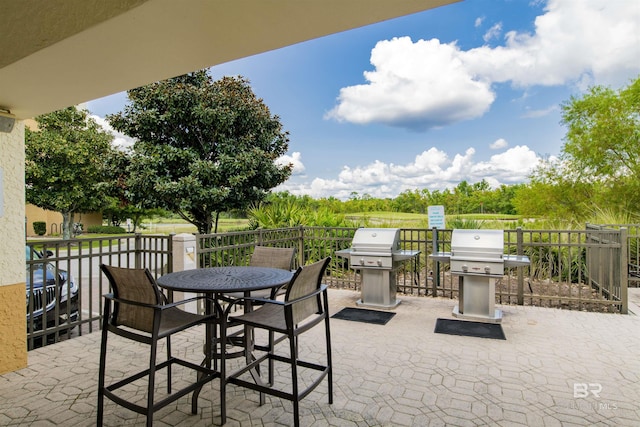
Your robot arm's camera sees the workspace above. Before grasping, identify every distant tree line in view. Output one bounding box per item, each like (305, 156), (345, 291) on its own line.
(262, 180), (522, 217)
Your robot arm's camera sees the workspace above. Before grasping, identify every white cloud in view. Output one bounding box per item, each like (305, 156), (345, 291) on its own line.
(521, 105), (558, 118)
(475, 16), (485, 28)
(464, 0), (640, 88)
(90, 114), (136, 151)
(276, 145), (545, 199)
(276, 151), (306, 175)
(325, 37), (495, 130)
(490, 138), (508, 149)
(328, 0), (640, 130)
(483, 23), (503, 43)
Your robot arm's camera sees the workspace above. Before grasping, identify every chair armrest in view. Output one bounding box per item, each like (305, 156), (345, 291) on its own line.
(162, 294), (217, 310)
(103, 293), (161, 310)
(103, 293), (217, 312)
(226, 295), (286, 312)
(225, 284), (328, 311)
(281, 284), (328, 307)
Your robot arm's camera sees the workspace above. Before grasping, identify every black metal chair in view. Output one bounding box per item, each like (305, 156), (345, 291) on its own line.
(97, 264), (219, 427)
(221, 257), (333, 426)
(220, 246), (297, 353)
(223, 245), (296, 300)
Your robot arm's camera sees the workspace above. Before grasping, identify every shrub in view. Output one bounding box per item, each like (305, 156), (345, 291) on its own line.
(33, 221), (47, 236)
(87, 225), (126, 234)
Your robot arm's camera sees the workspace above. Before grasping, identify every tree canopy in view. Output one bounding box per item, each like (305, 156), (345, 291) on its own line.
(108, 71), (293, 234)
(25, 106), (116, 239)
(514, 76), (640, 220)
(561, 76), (640, 213)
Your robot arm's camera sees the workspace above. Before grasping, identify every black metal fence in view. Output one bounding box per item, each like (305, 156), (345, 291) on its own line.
(25, 224), (631, 350)
(196, 225), (629, 314)
(595, 223), (640, 287)
(26, 234), (172, 350)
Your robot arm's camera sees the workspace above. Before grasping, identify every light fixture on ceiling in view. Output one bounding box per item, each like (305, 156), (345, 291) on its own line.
(0, 109), (16, 133)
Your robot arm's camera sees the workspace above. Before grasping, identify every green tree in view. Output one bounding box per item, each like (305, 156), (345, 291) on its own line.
(560, 76), (640, 214)
(108, 71), (293, 234)
(25, 106), (115, 239)
(512, 161), (594, 220)
(514, 77), (640, 221)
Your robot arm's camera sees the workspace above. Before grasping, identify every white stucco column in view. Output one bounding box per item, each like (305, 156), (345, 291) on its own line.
(171, 233), (198, 313)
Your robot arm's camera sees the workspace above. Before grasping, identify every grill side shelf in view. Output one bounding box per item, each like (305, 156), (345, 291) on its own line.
(429, 252), (451, 262)
(503, 255), (530, 268)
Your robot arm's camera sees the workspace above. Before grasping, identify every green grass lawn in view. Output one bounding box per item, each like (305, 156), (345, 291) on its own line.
(345, 211), (523, 228)
(138, 218), (249, 234)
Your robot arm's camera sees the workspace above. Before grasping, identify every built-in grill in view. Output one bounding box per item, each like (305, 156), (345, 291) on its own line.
(336, 228), (420, 309)
(430, 229), (529, 323)
(450, 229), (505, 277)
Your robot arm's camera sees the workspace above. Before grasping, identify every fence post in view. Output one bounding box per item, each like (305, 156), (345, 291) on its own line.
(134, 233), (142, 268)
(171, 233), (199, 313)
(431, 227), (439, 296)
(298, 225), (305, 266)
(517, 227), (524, 305)
(620, 227), (628, 314)
(172, 233), (196, 272)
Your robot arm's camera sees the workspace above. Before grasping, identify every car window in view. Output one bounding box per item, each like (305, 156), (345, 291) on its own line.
(26, 246), (42, 261)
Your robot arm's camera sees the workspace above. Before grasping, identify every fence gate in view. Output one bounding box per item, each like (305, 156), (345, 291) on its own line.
(585, 224), (628, 314)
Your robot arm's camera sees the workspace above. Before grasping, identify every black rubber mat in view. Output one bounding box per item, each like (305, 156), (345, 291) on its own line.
(331, 307), (396, 325)
(434, 318), (506, 340)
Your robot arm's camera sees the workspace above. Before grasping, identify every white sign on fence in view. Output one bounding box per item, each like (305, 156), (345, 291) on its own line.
(428, 205), (445, 229)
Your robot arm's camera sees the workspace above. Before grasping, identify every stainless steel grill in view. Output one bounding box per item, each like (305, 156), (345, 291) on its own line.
(430, 229), (529, 323)
(336, 228), (420, 309)
(450, 229), (505, 277)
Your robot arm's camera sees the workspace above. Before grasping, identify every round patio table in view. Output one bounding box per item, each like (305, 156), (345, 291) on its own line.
(156, 266), (295, 407)
(157, 266), (293, 295)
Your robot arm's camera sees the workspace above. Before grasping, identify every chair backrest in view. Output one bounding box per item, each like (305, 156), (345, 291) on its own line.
(250, 246), (296, 271)
(100, 264), (162, 333)
(285, 257), (331, 324)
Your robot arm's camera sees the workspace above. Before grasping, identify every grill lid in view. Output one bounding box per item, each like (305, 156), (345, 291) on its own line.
(351, 228), (401, 254)
(451, 229), (504, 259)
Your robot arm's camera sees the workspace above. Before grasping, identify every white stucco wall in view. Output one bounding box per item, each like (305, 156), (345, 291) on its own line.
(0, 121), (25, 287)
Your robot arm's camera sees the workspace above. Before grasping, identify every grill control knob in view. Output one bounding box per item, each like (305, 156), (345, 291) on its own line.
(359, 258), (365, 265)
(377, 259), (382, 266)
(484, 266), (491, 274)
(462, 265), (468, 272)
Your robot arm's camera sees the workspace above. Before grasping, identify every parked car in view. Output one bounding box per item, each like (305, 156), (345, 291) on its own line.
(25, 246), (79, 333)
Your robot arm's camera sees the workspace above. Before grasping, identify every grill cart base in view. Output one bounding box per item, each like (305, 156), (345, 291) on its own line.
(356, 268), (401, 309)
(453, 276), (503, 323)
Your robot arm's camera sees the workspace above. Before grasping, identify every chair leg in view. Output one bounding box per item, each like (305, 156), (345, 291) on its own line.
(220, 317), (227, 424)
(323, 294), (333, 405)
(146, 338), (158, 427)
(325, 314), (333, 404)
(289, 332), (300, 427)
(166, 336), (172, 394)
(97, 305), (111, 427)
(268, 330), (275, 386)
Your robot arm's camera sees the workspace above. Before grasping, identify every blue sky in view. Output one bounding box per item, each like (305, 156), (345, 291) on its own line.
(87, 0), (640, 200)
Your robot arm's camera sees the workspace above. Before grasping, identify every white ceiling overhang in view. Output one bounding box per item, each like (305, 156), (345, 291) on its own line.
(0, 0), (458, 119)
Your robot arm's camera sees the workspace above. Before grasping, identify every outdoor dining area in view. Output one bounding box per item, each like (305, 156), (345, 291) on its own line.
(2, 266), (640, 426)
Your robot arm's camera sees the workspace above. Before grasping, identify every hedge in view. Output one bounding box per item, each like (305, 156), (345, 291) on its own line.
(33, 221), (47, 236)
(87, 225), (127, 234)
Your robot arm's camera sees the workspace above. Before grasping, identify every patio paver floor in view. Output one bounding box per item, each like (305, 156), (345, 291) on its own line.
(1, 288), (639, 426)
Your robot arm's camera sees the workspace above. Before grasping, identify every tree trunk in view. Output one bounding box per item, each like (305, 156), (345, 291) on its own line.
(62, 211), (72, 240)
(214, 212), (220, 234)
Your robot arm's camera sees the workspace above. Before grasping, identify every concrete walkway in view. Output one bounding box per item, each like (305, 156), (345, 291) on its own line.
(1, 289), (639, 426)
